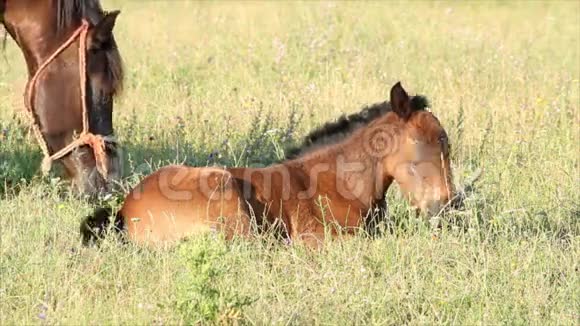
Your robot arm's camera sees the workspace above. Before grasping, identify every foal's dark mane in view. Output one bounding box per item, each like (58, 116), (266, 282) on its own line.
(285, 95), (429, 159)
(56, 0), (124, 95)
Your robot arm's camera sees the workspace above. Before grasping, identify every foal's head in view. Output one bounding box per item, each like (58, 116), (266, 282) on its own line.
(377, 83), (454, 216)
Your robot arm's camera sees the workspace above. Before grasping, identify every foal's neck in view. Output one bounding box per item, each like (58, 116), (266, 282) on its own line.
(295, 115), (399, 209)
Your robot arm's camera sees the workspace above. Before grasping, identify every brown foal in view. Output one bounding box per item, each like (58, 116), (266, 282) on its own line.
(82, 82), (454, 247)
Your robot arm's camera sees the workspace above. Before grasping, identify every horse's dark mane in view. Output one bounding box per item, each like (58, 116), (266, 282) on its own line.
(56, 0), (124, 95)
(56, 0), (102, 31)
(1, 0), (6, 54)
(285, 95), (429, 159)
(1, 27), (6, 53)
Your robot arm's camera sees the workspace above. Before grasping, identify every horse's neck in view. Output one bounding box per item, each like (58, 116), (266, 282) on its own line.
(1, 1), (5, 24)
(3, 3), (74, 75)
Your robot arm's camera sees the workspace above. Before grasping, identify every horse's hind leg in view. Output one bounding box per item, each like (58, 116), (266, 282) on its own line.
(212, 199), (253, 240)
(192, 168), (254, 241)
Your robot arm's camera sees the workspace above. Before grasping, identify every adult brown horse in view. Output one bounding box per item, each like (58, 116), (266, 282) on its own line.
(1, 0), (124, 196)
(82, 83), (454, 247)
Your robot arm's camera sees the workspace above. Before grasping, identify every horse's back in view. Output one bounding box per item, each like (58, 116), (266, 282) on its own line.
(120, 165), (251, 245)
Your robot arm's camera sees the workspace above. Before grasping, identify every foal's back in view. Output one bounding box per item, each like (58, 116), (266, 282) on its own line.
(120, 165), (252, 245)
(120, 159), (374, 246)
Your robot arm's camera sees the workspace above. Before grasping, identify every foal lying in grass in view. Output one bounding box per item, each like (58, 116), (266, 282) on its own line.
(82, 82), (454, 247)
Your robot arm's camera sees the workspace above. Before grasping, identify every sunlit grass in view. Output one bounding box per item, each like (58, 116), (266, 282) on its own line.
(1, 1), (578, 324)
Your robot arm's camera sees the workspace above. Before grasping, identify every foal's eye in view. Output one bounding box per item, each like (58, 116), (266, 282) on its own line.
(407, 163), (418, 175)
(438, 134), (451, 157)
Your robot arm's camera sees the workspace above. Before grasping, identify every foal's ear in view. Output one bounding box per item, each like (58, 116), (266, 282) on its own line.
(88, 10), (121, 50)
(390, 82), (412, 120)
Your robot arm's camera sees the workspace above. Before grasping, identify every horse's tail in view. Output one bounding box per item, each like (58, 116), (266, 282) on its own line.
(80, 207), (125, 245)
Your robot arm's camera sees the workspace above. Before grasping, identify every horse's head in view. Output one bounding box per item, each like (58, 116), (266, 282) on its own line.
(3, 0), (124, 197)
(380, 83), (455, 216)
(67, 10), (124, 196)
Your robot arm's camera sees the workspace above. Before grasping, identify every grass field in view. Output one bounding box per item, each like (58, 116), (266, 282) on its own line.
(1, 1), (579, 324)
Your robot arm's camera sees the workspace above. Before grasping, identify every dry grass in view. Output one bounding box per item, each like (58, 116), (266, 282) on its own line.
(0, 1), (578, 324)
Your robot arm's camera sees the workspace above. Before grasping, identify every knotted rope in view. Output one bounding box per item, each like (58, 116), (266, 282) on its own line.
(24, 19), (109, 179)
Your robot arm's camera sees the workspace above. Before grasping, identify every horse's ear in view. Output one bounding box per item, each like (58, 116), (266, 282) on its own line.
(88, 10), (120, 50)
(390, 82), (412, 120)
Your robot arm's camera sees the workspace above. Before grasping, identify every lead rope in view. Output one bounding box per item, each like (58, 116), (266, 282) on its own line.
(24, 20), (109, 179)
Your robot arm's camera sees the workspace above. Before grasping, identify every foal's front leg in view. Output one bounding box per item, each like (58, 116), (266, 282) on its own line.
(289, 213), (359, 248)
(293, 227), (358, 248)
(287, 211), (327, 248)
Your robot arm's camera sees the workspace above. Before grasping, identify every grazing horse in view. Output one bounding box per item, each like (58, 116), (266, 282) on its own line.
(1, 0), (124, 196)
(82, 83), (454, 247)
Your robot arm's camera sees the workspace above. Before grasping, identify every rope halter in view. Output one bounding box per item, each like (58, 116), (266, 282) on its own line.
(24, 19), (112, 180)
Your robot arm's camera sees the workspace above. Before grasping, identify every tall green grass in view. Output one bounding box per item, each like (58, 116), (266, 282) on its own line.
(1, 1), (578, 324)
